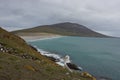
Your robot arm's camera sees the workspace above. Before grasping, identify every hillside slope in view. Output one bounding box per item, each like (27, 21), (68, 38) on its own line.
(13, 22), (109, 37)
(0, 27), (95, 80)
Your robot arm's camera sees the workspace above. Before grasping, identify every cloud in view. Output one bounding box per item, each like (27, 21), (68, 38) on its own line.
(0, 0), (120, 36)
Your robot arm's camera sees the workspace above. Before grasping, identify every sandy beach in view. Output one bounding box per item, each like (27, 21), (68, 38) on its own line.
(17, 32), (63, 41)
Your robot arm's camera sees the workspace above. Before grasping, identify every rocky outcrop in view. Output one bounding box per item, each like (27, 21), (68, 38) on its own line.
(0, 43), (17, 53)
(0, 43), (39, 61)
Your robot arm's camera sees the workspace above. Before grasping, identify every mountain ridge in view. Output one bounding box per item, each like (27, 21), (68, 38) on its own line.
(13, 22), (110, 38)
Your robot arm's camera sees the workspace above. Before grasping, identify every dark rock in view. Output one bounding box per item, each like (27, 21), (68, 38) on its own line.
(45, 56), (59, 62)
(66, 63), (82, 71)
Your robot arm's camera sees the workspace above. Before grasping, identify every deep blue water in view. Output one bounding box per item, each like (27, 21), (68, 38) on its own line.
(28, 36), (120, 80)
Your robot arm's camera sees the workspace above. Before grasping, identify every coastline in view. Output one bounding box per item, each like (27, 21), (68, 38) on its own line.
(18, 33), (82, 68)
(17, 33), (63, 41)
(18, 34), (67, 66)
(30, 45), (83, 71)
(19, 34), (98, 80)
(19, 34), (83, 69)
(33, 47), (65, 67)
(20, 36), (63, 42)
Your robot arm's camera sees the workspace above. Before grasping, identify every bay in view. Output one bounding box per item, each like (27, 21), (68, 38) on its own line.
(28, 36), (120, 80)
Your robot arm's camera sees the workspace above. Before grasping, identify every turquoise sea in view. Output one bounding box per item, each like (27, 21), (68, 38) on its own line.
(28, 36), (120, 80)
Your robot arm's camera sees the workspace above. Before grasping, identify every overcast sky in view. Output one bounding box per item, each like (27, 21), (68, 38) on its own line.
(0, 0), (120, 37)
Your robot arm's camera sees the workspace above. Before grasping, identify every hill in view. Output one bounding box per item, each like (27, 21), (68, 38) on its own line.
(0, 27), (96, 80)
(13, 22), (109, 37)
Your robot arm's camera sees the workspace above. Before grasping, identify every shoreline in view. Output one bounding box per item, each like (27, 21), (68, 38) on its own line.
(33, 47), (65, 66)
(18, 34), (69, 67)
(20, 36), (63, 42)
(19, 35), (68, 66)
(31, 45), (83, 70)
(20, 35), (83, 69)
(19, 34), (64, 42)
(15, 32), (63, 41)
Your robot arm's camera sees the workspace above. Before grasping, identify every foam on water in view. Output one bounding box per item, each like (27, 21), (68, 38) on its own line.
(33, 45), (65, 67)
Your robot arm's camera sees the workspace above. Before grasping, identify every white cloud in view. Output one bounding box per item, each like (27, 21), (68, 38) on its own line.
(0, 0), (120, 36)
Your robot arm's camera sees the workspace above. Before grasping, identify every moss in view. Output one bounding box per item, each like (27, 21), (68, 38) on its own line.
(0, 66), (3, 69)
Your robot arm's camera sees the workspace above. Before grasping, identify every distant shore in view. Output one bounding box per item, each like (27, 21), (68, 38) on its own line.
(17, 32), (63, 41)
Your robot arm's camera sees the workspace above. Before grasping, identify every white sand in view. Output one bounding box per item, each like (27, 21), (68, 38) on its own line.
(17, 32), (63, 41)
(20, 36), (63, 42)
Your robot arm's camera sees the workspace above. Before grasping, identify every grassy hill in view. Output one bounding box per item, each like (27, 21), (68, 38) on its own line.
(13, 22), (109, 37)
(0, 27), (96, 80)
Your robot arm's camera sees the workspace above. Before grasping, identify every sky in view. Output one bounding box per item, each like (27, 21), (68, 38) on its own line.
(0, 0), (120, 37)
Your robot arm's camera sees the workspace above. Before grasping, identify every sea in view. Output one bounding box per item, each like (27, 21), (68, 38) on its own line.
(28, 36), (120, 80)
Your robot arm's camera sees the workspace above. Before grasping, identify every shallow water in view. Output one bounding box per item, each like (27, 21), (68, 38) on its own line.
(28, 36), (120, 80)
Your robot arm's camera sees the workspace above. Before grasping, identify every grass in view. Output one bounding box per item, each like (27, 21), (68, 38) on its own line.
(0, 53), (94, 80)
(0, 27), (95, 80)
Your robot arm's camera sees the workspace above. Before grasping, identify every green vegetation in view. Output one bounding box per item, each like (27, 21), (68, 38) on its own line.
(13, 22), (109, 37)
(0, 27), (96, 80)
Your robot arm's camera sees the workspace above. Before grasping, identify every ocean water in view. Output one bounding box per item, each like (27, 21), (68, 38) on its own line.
(28, 36), (120, 80)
